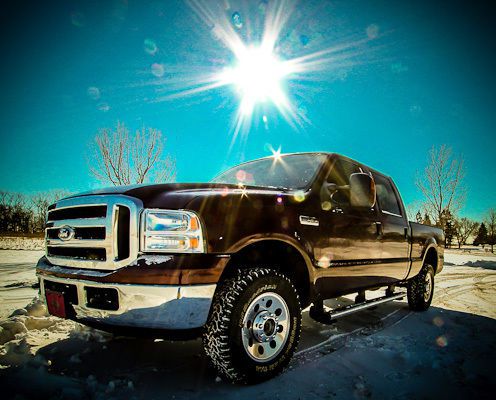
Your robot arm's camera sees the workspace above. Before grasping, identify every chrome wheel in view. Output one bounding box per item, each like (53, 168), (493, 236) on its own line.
(241, 292), (290, 362)
(424, 273), (433, 302)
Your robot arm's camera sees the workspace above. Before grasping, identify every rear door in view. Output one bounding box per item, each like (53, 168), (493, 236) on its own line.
(371, 173), (410, 280)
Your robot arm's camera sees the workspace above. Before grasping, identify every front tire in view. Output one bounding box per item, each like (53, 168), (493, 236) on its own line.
(202, 268), (301, 384)
(407, 264), (434, 311)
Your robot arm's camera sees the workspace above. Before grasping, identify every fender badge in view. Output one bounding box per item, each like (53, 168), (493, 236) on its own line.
(299, 215), (319, 226)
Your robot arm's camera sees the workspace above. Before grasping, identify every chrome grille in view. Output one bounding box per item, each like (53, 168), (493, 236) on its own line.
(45, 195), (142, 270)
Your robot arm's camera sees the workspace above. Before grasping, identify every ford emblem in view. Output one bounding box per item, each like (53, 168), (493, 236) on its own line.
(58, 226), (75, 241)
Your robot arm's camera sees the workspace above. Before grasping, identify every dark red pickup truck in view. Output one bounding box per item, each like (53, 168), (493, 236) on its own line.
(36, 152), (444, 383)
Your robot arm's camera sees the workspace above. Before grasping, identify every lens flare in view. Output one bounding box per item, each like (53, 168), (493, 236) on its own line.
(144, 38), (158, 55)
(321, 201), (332, 211)
(98, 103), (110, 112)
(151, 63), (165, 78)
(231, 12), (243, 29)
(87, 86), (101, 100)
(293, 190), (305, 202)
(366, 24), (379, 39)
(436, 335), (448, 347)
(235, 169), (247, 182)
(71, 12), (85, 28)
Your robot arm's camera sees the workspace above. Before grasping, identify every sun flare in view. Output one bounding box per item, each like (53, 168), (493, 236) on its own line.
(218, 46), (293, 115)
(160, 0), (377, 152)
(270, 145), (283, 161)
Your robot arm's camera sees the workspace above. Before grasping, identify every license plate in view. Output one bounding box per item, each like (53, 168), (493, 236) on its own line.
(46, 290), (67, 318)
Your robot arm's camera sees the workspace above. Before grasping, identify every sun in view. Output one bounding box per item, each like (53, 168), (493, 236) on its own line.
(161, 0), (376, 150)
(219, 46), (292, 115)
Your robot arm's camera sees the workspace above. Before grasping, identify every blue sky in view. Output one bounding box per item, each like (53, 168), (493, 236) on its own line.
(0, 0), (495, 220)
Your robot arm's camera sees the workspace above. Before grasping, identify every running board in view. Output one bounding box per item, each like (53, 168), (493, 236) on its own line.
(309, 292), (405, 325)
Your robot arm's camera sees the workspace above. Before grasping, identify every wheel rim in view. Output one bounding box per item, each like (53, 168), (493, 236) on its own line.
(241, 292), (290, 362)
(424, 273), (433, 302)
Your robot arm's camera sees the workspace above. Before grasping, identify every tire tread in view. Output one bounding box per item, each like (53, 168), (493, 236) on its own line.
(202, 267), (301, 384)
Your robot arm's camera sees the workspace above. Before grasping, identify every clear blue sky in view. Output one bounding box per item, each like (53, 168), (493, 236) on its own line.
(0, 0), (495, 220)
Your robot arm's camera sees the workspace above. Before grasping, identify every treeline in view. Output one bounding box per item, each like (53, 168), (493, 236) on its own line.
(414, 209), (496, 251)
(0, 190), (70, 235)
(412, 145), (496, 253)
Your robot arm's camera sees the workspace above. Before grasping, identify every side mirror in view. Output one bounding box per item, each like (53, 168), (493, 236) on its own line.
(349, 173), (376, 208)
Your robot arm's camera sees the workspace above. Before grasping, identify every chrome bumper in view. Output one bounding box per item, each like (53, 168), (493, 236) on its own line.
(38, 275), (216, 330)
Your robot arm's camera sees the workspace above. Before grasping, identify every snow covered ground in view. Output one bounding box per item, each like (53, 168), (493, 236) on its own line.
(0, 250), (43, 320)
(0, 237), (44, 251)
(0, 248), (495, 399)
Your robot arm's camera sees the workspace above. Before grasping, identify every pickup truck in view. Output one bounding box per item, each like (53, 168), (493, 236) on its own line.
(36, 152), (444, 384)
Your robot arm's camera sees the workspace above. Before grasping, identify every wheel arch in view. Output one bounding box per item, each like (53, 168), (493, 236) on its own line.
(219, 237), (315, 308)
(422, 244), (439, 274)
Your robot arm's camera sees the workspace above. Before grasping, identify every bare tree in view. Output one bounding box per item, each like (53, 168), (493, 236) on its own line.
(405, 199), (424, 221)
(485, 208), (496, 253)
(0, 191), (14, 232)
(90, 121), (176, 186)
(454, 218), (479, 249)
(31, 190), (71, 232)
(0, 190), (70, 234)
(0, 191), (32, 233)
(416, 145), (466, 229)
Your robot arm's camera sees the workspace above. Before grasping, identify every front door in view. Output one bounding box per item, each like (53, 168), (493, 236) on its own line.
(315, 157), (387, 298)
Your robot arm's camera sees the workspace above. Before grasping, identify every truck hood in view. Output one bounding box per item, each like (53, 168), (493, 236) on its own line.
(67, 183), (288, 209)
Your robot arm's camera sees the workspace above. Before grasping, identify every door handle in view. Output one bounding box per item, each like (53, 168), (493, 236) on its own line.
(404, 227), (409, 240)
(375, 222), (382, 236)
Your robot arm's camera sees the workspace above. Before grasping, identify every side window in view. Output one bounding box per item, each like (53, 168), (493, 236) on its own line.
(326, 159), (361, 206)
(372, 174), (402, 216)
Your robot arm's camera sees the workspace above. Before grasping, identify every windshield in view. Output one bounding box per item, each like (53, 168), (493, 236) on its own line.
(211, 154), (327, 190)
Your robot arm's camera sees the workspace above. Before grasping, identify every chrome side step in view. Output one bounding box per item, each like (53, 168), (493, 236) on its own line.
(330, 292), (405, 319)
(309, 292), (406, 325)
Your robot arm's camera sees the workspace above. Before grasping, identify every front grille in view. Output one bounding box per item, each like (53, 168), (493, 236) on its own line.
(116, 206), (130, 260)
(47, 247), (107, 261)
(47, 227), (106, 240)
(48, 205), (107, 221)
(45, 195), (142, 270)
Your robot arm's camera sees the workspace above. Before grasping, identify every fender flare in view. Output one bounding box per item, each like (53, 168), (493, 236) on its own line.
(421, 240), (439, 272)
(224, 233), (316, 284)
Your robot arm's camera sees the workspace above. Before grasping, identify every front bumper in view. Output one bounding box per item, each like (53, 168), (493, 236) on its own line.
(38, 272), (216, 331)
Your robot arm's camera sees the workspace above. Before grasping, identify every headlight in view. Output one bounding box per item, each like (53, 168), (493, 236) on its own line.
(141, 209), (205, 253)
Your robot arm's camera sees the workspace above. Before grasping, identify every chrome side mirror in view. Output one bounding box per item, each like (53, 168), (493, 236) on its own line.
(349, 173), (376, 208)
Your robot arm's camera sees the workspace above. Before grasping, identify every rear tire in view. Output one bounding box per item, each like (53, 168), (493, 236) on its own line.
(202, 267), (301, 384)
(407, 264), (434, 311)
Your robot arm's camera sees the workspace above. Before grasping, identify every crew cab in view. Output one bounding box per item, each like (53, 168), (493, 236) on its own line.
(36, 152), (444, 383)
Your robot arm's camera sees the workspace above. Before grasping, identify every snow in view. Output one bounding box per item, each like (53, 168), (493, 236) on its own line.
(41, 263), (112, 277)
(0, 248), (495, 398)
(129, 255), (173, 266)
(142, 255), (173, 265)
(0, 237), (44, 251)
(443, 252), (496, 270)
(0, 250), (44, 320)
